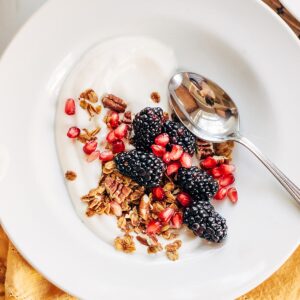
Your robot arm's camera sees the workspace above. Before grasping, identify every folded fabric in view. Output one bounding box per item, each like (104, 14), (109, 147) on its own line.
(0, 226), (299, 299)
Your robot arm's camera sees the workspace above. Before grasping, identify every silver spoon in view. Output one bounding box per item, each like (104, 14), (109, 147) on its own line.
(168, 71), (300, 205)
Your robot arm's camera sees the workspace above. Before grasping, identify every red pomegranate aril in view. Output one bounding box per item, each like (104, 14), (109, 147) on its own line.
(180, 152), (192, 168)
(112, 140), (125, 153)
(201, 156), (217, 169)
(169, 145), (183, 161)
(106, 130), (118, 143)
(99, 150), (114, 162)
(154, 133), (170, 147)
(151, 144), (166, 157)
(146, 220), (162, 235)
(214, 187), (227, 200)
(219, 173), (235, 187)
(114, 123), (128, 139)
(219, 164), (236, 175)
(64, 98), (76, 115)
(171, 212), (183, 229)
(166, 162), (181, 176)
(67, 126), (80, 138)
(162, 152), (171, 164)
(86, 150), (100, 162)
(83, 140), (97, 154)
(227, 187), (238, 203)
(158, 207), (175, 223)
(177, 192), (191, 207)
(211, 167), (223, 178)
(109, 111), (119, 128)
(152, 187), (165, 201)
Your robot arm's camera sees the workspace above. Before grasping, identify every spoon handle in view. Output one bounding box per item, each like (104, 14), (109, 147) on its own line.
(235, 136), (300, 206)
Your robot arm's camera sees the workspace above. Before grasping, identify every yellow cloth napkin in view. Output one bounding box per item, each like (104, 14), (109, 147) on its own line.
(0, 226), (299, 299)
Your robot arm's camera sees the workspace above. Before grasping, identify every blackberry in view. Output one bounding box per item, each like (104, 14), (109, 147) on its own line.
(183, 201), (227, 243)
(162, 120), (195, 154)
(133, 107), (164, 151)
(115, 150), (165, 188)
(177, 167), (218, 201)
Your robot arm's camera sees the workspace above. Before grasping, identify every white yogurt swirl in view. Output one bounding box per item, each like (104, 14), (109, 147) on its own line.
(56, 37), (177, 244)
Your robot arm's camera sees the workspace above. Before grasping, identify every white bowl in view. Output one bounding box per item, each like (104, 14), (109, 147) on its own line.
(0, 0), (299, 299)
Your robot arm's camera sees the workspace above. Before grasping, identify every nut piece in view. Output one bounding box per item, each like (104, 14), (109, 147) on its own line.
(77, 127), (100, 143)
(114, 234), (136, 253)
(139, 194), (151, 220)
(214, 141), (234, 160)
(65, 170), (77, 181)
(80, 89), (98, 103)
(165, 240), (182, 261)
(122, 111), (132, 124)
(196, 138), (214, 160)
(102, 94), (127, 112)
(150, 91), (160, 103)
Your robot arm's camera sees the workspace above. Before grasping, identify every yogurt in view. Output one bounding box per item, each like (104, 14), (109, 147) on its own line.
(56, 37), (177, 245)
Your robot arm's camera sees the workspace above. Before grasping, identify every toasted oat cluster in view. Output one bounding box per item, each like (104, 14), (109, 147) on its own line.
(64, 89), (237, 261)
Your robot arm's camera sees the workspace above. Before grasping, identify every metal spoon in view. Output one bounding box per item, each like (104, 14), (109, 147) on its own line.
(168, 71), (300, 205)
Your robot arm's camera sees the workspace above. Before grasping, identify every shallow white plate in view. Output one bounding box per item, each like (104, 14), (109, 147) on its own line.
(281, 0), (300, 21)
(0, 0), (299, 299)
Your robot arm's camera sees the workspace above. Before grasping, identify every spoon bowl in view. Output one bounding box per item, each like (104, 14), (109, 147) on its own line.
(169, 72), (239, 142)
(169, 71), (300, 206)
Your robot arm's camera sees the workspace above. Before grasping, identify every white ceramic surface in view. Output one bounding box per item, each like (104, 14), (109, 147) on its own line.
(281, 0), (300, 21)
(0, 0), (46, 54)
(0, 0), (299, 299)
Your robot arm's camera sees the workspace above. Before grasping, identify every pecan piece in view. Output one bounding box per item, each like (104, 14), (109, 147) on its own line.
(102, 94), (127, 112)
(122, 111), (132, 124)
(196, 138), (214, 160)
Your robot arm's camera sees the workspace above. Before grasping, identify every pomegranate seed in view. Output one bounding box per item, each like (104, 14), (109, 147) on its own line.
(227, 187), (238, 203)
(99, 150), (114, 162)
(219, 174), (235, 187)
(166, 162), (181, 176)
(112, 140), (125, 153)
(83, 140), (97, 154)
(214, 187), (227, 200)
(64, 98), (76, 115)
(171, 212), (183, 229)
(177, 192), (191, 207)
(162, 152), (171, 164)
(211, 167), (223, 178)
(146, 220), (162, 235)
(86, 150), (100, 162)
(152, 187), (165, 201)
(67, 126), (80, 138)
(219, 164), (236, 175)
(109, 111), (119, 128)
(114, 123), (128, 139)
(158, 207), (175, 223)
(201, 156), (217, 169)
(154, 133), (169, 147)
(180, 152), (192, 168)
(169, 145), (183, 161)
(151, 144), (166, 157)
(110, 201), (122, 216)
(106, 130), (118, 143)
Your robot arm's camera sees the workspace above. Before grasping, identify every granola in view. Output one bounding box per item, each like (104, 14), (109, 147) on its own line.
(114, 234), (136, 253)
(150, 91), (161, 103)
(63, 87), (237, 261)
(65, 170), (77, 181)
